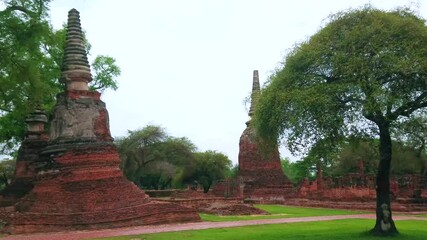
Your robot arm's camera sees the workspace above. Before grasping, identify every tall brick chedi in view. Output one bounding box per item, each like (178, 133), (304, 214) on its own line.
(2, 9), (200, 234)
(238, 70), (293, 202)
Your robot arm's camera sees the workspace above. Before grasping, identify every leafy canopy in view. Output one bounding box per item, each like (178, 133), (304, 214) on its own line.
(191, 150), (232, 193)
(116, 125), (233, 190)
(116, 125), (198, 189)
(254, 6), (427, 233)
(254, 6), (427, 154)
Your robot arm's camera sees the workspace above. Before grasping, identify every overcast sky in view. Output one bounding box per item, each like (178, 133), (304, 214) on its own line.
(47, 0), (426, 164)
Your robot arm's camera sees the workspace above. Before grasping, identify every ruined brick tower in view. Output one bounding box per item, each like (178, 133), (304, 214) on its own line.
(0, 110), (48, 207)
(1, 9), (200, 234)
(238, 70), (293, 202)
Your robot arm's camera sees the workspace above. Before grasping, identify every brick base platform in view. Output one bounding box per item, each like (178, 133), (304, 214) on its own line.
(2, 143), (200, 234)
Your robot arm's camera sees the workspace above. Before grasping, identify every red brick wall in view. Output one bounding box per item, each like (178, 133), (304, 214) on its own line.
(3, 143), (201, 234)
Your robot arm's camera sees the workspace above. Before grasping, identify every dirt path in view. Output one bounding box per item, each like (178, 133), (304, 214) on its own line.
(2, 214), (426, 240)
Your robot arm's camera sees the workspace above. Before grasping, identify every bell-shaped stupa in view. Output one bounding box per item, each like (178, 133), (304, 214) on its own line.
(2, 9), (200, 234)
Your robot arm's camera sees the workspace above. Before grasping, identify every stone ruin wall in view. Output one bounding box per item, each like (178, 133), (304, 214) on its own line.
(289, 163), (427, 211)
(298, 172), (427, 201)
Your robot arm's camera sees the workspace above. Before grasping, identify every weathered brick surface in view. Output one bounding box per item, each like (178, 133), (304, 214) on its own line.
(2, 143), (200, 234)
(159, 198), (243, 209)
(211, 179), (242, 198)
(67, 90), (100, 100)
(5, 201), (199, 234)
(0, 137), (48, 207)
(238, 127), (294, 202)
(49, 92), (113, 142)
(236, 70), (294, 202)
(294, 171), (427, 212)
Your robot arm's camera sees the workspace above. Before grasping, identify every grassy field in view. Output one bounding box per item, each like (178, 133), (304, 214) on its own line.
(98, 219), (427, 240)
(200, 205), (367, 222)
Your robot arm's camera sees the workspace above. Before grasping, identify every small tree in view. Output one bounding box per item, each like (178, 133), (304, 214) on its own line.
(254, 6), (427, 235)
(192, 151), (232, 193)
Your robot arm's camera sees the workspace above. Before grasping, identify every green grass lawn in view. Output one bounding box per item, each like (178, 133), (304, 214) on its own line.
(98, 219), (427, 240)
(200, 205), (367, 222)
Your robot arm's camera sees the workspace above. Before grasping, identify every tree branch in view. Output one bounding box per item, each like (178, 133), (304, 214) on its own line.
(390, 92), (427, 120)
(0, 5), (38, 18)
(0, 106), (12, 113)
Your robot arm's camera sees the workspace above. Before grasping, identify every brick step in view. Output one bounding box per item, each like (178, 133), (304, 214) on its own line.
(6, 202), (200, 234)
(15, 178), (149, 213)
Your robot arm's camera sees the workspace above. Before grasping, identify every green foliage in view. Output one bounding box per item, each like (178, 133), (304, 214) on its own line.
(254, 6), (427, 153)
(0, 0), (53, 153)
(283, 137), (427, 182)
(254, 8), (427, 232)
(0, 0), (121, 154)
(392, 116), (427, 175)
(191, 150), (232, 193)
(226, 164), (239, 178)
(391, 143), (427, 175)
(331, 138), (379, 176)
(99, 219), (427, 240)
(116, 125), (197, 189)
(0, 158), (15, 190)
(90, 55), (120, 92)
(328, 138), (426, 176)
(281, 158), (315, 184)
(116, 126), (234, 191)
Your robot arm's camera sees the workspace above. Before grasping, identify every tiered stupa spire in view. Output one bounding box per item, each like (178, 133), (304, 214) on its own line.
(238, 70), (293, 202)
(61, 8), (92, 91)
(248, 70), (260, 117)
(0, 9), (200, 234)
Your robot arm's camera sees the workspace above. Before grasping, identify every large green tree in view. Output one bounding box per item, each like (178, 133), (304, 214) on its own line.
(116, 125), (198, 189)
(0, 0), (120, 154)
(254, 6), (427, 235)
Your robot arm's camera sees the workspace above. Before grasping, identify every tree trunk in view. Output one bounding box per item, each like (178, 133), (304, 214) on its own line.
(371, 123), (398, 235)
(316, 161), (323, 191)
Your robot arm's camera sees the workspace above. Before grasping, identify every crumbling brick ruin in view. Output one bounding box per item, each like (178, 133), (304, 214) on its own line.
(0, 9), (200, 234)
(0, 110), (48, 207)
(237, 70), (294, 202)
(291, 160), (427, 211)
